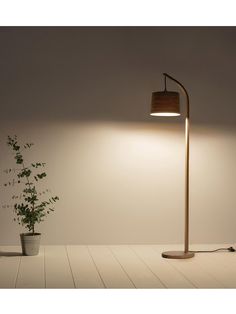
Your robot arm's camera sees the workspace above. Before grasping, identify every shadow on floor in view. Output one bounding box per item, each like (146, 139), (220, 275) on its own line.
(0, 251), (22, 257)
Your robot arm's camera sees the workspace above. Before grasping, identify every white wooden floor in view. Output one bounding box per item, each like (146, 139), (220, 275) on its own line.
(0, 244), (235, 288)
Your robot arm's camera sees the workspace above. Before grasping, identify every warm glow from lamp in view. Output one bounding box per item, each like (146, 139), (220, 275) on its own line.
(150, 112), (180, 117)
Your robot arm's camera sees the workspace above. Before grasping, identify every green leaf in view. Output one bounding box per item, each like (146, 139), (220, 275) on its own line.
(37, 172), (47, 179)
(18, 168), (32, 178)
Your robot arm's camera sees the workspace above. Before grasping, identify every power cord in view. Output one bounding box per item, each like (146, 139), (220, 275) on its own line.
(190, 246), (236, 253)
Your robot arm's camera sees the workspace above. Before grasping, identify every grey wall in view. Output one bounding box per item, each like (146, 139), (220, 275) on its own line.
(0, 27), (236, 245)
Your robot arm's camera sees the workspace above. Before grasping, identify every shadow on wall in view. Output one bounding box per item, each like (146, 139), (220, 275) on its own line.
(0, 27), (236, 125)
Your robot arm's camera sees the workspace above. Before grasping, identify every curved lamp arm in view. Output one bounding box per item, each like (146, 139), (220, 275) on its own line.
(163, 73), (190, 118)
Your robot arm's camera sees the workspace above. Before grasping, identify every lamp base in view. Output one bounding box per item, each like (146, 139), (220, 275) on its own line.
(162, 251), (195, 259)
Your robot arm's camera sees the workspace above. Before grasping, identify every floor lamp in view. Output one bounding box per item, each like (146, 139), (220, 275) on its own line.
(150, 73), (195, 259)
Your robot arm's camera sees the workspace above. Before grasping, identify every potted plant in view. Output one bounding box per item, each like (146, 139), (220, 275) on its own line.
(4, 135), (59, 256)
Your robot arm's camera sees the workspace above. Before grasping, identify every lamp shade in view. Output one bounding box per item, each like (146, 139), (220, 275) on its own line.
(150, 91), (180, 116)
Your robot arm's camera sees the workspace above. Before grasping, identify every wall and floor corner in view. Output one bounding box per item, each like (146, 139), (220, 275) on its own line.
(0, 27), (236, 246)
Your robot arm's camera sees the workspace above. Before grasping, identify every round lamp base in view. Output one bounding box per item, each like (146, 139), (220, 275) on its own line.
(162, 251), (195, 259)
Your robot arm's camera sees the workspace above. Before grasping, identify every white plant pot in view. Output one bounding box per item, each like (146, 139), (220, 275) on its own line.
(20, 233), (41, 256)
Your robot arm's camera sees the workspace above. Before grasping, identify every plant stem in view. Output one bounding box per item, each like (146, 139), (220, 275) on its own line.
(22, 161), (35, 233)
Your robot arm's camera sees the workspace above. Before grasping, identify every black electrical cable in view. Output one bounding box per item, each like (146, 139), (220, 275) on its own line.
(190, 246), (236, 253)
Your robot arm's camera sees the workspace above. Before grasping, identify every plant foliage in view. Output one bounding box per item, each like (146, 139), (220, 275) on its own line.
(5, 135), (59, 234)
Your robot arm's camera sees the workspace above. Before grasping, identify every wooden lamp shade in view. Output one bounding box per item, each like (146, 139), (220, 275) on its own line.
(150, 91), (180, 116)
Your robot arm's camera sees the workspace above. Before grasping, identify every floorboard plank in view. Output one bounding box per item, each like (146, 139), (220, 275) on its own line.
(0, 246), (21, 288)
(155, 243), (236, 288)
(187, 244), (236, 288)
(110, 245), (164, 288)
(152, 246), (223, 288)
(66, 245), (104, 288)
(191, 252), (236, 288)
(131, 245), (194, 288)
(88, 246), (134, 288)
(44, 246), (75, 288)
(16, 247), (45, 288)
